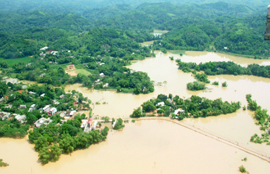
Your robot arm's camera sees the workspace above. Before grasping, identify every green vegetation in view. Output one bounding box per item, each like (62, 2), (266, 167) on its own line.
(113, 118), (125, 130)
(222, 81), (228, 87)
(0, 57), (32, 66)
(131, 94), (241, 119)
(246, 94), (270, 145)
(177, 60), (270, 79)
(0, 159), (9, 167)
(239, 165), (247, 173)
(212, 81), (219, 85)
(29, 120), (109, 164)
(187, 81), (206, 91)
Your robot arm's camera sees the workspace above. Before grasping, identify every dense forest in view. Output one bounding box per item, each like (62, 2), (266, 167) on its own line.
(0, 1), (270, 60)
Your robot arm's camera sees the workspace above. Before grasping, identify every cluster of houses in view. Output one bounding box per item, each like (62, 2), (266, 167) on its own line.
(0, 112), (26, 123)
(155, 99), (185, 119)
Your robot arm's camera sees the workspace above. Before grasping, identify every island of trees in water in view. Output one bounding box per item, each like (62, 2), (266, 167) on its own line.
(246, 94), (270, 145)
(177, 60), (270, 79)
(130, 94), (241, 120)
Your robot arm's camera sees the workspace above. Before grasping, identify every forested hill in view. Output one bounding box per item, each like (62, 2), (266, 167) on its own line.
(0, 1), (270, 59)
(0, 0), (268, 13)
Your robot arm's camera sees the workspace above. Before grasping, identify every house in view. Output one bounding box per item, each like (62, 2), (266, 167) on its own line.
(174, 109), (185, 115)
(19, 105), (27, 109)
(68, 110), (76, 117)
(40, 46), (49, 51)
(40, 93), (45, 97)
(0, 97), (4, 103)
(156, 102), (165, 107)
(59, 94), (65, 99)
(46, 50), (58, 55)
(99, 73), (105, 77)
(224, 47), (228, 50)
(29, 91), (36, 95)
(43, 105), (50, 112)
(112, 120), (117, 128)
(49, 107), (57, 116)
(53, 100), (60, 105)
(81, 119), (88, 128)
(28, 104), (36, 112)
(0, 112), (11, 121)
(103, 83), (109, 88)
(167, 99), (173, 103)
(91, 121), (98, 130)
(15, 115), (26, 123)
(34, 118), (52, 127)
(67, 64), (75, 70)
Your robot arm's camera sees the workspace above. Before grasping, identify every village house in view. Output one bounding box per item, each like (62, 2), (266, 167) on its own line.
(28, 104), (36, 112)
(156, 102), (165, 107)
(174, 109), (185, 115)
(103, 83), (109, 88)
(40, 46), (48, 51)
(43, 105), (50, 112)
(40, 93), (45, 97)
(19, 105), (27, 109)
(14, 114), (26, 124)
(53, 100), (60, 105)
(48, 107), (57, 116)
(99, 73), (105, 77)
(34, 118), (52, 127)
(29, 91), (36, 95)
(67, 64), (75, 70)
(59, 94), (65, 99)
(0, 112), (11, 121)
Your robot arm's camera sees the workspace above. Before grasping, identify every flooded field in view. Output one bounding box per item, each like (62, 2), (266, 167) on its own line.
(1, 120), (270, 174)
(2, 51), (270, 173)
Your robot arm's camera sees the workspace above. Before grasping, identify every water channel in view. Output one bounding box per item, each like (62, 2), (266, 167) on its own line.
(1, 51), (270, 173)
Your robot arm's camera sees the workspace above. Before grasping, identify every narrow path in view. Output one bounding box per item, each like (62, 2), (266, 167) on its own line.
(137, 117), (270, 163)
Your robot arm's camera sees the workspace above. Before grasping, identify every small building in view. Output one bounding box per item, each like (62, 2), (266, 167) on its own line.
(34, 118), (52, 127)
(40, 46), (49, 51)
(99, 73), (105, 78)
(224, 47), (228, 50)
(91, 121), (98, 130)
(59, 94), (65, 99)
(167, 99), (173, 103)
(43, 105), (50, 112)
(174, 109), (185, 115)
(67, 64), (75, 70)
(19, 105), (27, 109)
(69, 110), (77, 117)
(0, 112), (11, 121)
(103, 83), (109, 88)
(81, 119), (88, 128)
(156, 102), (165, 107)
(15, 115), (26, 124)
(29, 91), (36, 95)
(53, 100), (60, 105)
(40, 93), (45, 97)
(49, 107), (57, 116)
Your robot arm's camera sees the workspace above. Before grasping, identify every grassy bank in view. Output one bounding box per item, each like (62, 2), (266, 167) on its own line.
(0, 57), (33, 66)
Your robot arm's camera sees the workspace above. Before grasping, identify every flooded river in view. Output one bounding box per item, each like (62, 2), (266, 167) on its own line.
(1, 120), (270, 174)
(2, 51), (270, 173)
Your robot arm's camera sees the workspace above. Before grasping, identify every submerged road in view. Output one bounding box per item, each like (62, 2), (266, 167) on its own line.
(137, 117), (270, 163)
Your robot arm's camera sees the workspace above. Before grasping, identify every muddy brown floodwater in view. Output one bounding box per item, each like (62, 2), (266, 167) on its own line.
(1, 51), (270, 174)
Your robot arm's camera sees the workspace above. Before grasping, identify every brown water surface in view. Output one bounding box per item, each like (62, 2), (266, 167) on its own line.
(1, 120), (270, 174)
(2, 51), (270, 173)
